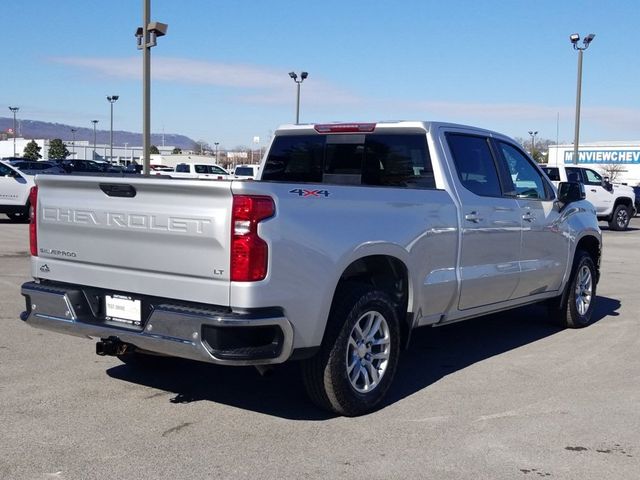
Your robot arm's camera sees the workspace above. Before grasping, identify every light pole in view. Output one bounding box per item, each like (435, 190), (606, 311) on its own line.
(91, 120), (98, 160)
(288, 71), (308, 124)
(570, 33), (595, 165)
(528, 130), (538, 159)
(135, 1), (168, 175)
(124, 142), (129, 165)
(70, 128), (77, 158)
(107, 95), (119, 162)
(214, 142), (219, 163)
(8, 106), (19, 157)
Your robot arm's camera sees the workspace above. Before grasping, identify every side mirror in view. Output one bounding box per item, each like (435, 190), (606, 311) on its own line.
(558, 181), (586, 205)
(602, 177), (613, 192)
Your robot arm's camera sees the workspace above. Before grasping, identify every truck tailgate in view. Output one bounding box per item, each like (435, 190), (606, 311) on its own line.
(33, 175), (232, 305)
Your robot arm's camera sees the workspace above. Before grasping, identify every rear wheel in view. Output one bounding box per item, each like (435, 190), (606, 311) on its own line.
(301, 284), (401, 416)
(549, 250), (597, 328)
(608, 204), (630, 231)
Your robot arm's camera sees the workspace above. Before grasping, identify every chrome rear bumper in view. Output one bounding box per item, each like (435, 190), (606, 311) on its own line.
(20, 281), (294, 366)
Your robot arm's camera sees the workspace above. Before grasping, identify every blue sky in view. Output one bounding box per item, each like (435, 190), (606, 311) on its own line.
(2, 0), (639, 149)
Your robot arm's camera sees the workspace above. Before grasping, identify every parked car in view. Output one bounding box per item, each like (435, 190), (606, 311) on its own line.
(124, 163), (142, 174)
(541, 165), (636, 230)
(150, 165), (174, 172)
(52, 159), (109, 174)
(233, 164), (260, 180)
(0, 160), (35, 222)
(171, 162), (230, 179)
(633, 186), (640, 215)
(8, 160), (66, 175)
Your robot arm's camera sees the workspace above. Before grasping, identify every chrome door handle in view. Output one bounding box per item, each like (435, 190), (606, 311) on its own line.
(590, 189), (597, 192)
(465, 212), (483, 223)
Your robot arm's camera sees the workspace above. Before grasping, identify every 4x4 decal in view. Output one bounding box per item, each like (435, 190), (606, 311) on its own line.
(289, 189), (330, 198)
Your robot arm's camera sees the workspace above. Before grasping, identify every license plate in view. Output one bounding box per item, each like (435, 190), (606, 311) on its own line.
(105, 295), (141, 326)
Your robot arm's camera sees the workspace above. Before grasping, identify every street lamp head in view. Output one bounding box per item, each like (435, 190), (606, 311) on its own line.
(301, 71), (308, 80)
(91, 120), (98, 124)
(288, 72), (297, 80)
(107, 95), (119, 103)
(570, 33), (580, 44)
(584, 33), (595, 45)
(9, 106), (19, 112)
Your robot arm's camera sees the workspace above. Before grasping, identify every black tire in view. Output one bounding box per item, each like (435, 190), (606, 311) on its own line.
(608, 204), (630, 231)
(301, 284), (401, 416)
(548, 250), (597, 328)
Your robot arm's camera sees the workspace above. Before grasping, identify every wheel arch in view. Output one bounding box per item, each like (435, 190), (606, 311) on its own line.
(332, 254), (411, 342)
(575, 234), (601, 283)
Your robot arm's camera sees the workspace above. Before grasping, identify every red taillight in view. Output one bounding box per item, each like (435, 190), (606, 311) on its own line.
(29, 186), (38, 256)
(231, 195), (275, 281)
(314, 123), (376, 133)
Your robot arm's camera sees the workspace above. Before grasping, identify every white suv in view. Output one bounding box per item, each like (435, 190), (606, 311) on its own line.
(541, 165), (636, 230)
(0, 160), (35, 222)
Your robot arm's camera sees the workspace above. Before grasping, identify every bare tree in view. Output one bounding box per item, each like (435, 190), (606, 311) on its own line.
(599, 164), (626, 183)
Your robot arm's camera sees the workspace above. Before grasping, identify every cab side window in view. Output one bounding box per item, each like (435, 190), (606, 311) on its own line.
(497, 141), (551, 200)
(446, 133), (502, 197)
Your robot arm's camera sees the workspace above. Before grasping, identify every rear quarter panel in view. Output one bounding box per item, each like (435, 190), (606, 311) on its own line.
(230, 181), (458, 349)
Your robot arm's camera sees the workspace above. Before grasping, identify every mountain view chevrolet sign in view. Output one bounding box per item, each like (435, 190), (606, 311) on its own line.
(564, 150), (640, 163)
(548, 142), (640, 185)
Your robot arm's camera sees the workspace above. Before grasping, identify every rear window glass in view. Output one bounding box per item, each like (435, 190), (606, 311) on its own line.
(261, 133), (435, 189)
(235, 167), (255, 176)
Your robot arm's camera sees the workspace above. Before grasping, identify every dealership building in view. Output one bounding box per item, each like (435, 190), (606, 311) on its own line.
(547, 142), (640, 186)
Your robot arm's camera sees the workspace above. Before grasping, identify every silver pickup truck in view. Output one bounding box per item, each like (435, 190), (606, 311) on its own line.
(20, 121), (601, 416)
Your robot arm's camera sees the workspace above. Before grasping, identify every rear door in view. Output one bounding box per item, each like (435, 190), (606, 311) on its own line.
(34, 175), (233, 305)
(444, 131), (522, 310)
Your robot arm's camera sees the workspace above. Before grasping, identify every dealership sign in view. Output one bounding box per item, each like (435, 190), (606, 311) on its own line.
(564, 150), (640, 164)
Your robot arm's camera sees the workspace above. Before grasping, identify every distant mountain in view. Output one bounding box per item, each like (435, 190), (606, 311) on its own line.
(0, 117), (197, 150)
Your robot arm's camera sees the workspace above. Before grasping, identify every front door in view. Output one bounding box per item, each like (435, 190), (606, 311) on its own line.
(567, 167), (613, 216)
(497, 141), (569, 297)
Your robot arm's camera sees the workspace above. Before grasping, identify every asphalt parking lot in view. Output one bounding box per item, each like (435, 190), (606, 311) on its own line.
(1, 217), (639, 480)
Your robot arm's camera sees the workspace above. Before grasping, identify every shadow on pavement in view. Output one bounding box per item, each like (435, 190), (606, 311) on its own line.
(106, 296), (621, 420)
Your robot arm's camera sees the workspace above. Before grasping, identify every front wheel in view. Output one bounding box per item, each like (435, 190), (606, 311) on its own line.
(608, 204), (630, 231)
(549, 250), (597, 328)
(301, 285), (401, 416)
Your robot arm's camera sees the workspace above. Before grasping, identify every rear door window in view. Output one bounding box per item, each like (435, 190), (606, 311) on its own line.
(446, 133), (502, 197)
(175, 164), (189, 173)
